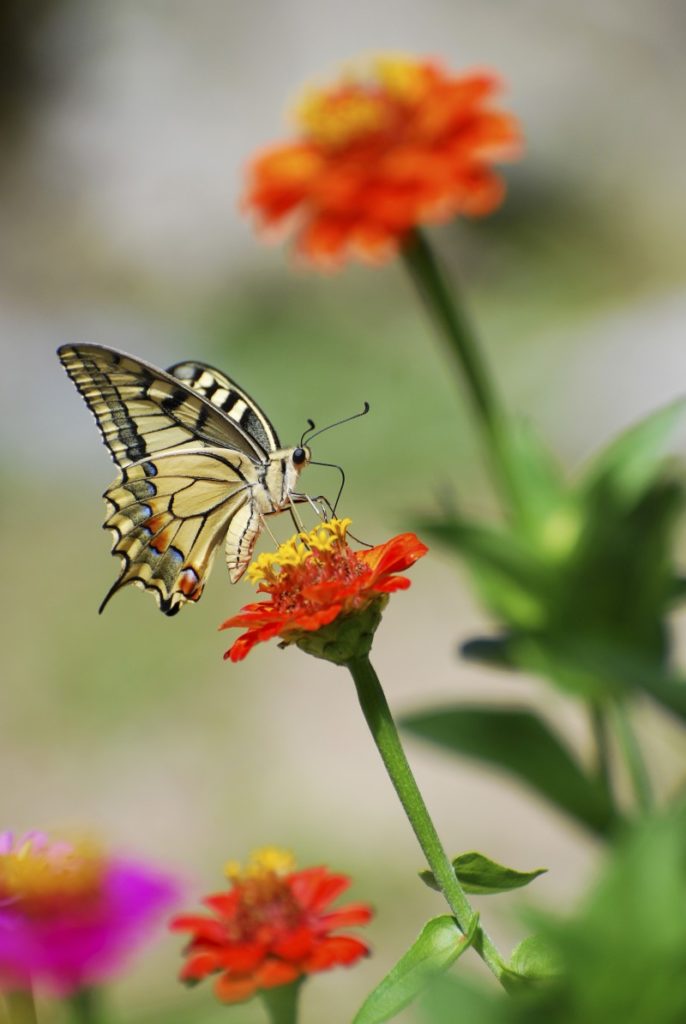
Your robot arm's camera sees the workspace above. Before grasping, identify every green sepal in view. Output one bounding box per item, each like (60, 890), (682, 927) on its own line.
(292, 595), (388, 665)
(420, 851), (546, 895)
(353, 914), (478, 1024)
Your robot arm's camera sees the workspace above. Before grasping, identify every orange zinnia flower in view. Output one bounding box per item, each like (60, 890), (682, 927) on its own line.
(220, 518), (428, 663)
(243, 54), (521, 266)
(170, 847), (372, 1004)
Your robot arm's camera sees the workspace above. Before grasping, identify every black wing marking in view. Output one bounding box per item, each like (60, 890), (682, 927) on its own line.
(58, 344), (268, 469)
(169, 359), (280, 452)
(101, 448), (255, 615)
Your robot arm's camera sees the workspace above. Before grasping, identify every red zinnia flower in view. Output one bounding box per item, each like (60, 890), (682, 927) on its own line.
(220, 518), (428, 663)
(243, 54), (521, 267)
(170, 847), (373, 1004)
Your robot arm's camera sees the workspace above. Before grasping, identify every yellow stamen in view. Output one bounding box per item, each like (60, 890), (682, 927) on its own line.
(375, 56), (428, 102)
(224, 846), (296, 883)
(295, 87), (387, 146)
(293, 55), (427, 146)
(0, 836), (104, 904)
(246, 518), (352, 585)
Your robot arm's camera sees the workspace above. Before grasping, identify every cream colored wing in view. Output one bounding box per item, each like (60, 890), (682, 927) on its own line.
(101, 448), (258, 615)
(58, 344), (267, 468)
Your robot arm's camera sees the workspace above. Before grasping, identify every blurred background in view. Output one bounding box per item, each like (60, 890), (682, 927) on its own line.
(2, 1), (686, 1021)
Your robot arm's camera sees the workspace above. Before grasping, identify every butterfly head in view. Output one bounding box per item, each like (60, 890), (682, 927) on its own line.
(291, 446), (311, 468)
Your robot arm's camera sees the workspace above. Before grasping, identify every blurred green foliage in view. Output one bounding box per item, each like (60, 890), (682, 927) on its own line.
(421, 802), (686, 1024)
(421, 401), (686, 706)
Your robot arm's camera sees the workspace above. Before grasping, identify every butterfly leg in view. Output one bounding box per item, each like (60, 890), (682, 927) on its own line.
(289, 492), (330, 525)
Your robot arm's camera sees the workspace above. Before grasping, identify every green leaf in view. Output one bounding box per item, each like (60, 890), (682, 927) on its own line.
(421, 518), (552, 630)
(582, 398), (686, 504)
(461, 635), (517, 668)
(420, 851), (546, 895)
(401, 706), (621, 837)
(509, 935), (562, 981)
(498, 419), (569, 537)
(353, 914), (478, 1024)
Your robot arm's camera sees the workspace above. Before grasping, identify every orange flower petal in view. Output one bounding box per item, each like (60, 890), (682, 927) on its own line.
(255, 958), (302, 989)
(318, 903), (375, 929)
(272, 925), (315, 962)
(304, 935), (370, 972)
(214, 972), (258, 1003)
(170, 914), (226, 942)
(219, 942), (266, 973)
(179, 950), (224, 982)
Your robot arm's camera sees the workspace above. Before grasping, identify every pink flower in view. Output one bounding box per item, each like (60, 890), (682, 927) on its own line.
(0, 830), (180, 995)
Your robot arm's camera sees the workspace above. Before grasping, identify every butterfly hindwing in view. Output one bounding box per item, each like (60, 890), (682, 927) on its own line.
(168, 359), (280, 452)
(101, 448), (258, 615)
(58, 344), (267, 468)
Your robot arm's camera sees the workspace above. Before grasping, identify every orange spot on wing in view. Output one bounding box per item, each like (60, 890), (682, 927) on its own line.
(179, 568), (203, 600)
(150, 528), (173, 554)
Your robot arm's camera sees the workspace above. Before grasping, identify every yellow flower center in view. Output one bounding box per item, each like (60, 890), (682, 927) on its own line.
(224, 846), (296, 884)
(247, 518), (352, 585)
(374, 56), (429, 102)
(0, 835), (104, 913)
(293, 55), (427, 146)
(296, 89), (386, 146)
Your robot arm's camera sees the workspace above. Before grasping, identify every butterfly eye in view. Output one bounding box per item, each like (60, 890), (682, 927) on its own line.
(292, 447), (307, 466)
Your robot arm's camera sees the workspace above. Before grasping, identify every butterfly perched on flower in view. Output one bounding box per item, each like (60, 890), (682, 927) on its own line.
(58, 344), (313, 616)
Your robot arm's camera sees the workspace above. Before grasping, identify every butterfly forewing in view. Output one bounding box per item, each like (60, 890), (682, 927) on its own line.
(168, 359), (281, 452)
(58, 344), (267, 467)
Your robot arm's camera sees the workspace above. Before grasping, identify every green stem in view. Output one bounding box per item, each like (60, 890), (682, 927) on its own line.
(4, 991), (38, 1024)
(348, 654), (509, 987)
(66, 988), (103, 1024)
(589, 702), (613, 806)
(259, 979), (303, 1024)
(402, 228), (518, 512)
(613, 700), (653, 814)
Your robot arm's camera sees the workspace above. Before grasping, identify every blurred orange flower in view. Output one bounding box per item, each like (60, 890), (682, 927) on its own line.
(220, 518), (427, 663)
(170, 847), (372, 1004)
(243, 54), (521, 267)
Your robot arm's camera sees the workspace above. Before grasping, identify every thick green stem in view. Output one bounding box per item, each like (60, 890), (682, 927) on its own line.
(260, 979), (303, 1024)
(4, 991), (38, 1024)
(613, 701), (653, 814)
(348, 654), (509, 986)
(402, 228), (518, 512)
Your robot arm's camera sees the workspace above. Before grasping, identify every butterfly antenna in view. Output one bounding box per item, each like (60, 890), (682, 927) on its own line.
(309, 460), (347, 515)
(303, 402), (370, 446)
(300, 418), (316, 446)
